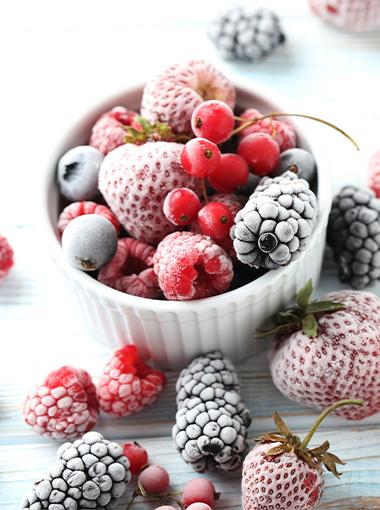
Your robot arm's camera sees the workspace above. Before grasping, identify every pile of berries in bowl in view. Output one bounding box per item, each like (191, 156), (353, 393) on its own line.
(45, 60), (331, 368)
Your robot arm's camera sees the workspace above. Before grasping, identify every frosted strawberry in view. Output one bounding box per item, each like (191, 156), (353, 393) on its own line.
(242, 399), (363, 510)
(0, 235), (13, 282)
(262, 280), (380, 420)
(99, 142), (202, 245)
(141, 60), (236, 135)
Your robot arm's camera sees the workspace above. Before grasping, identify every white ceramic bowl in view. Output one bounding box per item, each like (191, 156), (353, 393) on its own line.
(43, 80), (331, 370)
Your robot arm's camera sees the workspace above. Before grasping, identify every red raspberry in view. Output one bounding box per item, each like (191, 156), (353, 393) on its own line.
(0, 235), (14, 282)
(123, 441), (149, 474)
(238, 132), (280, 176)
(163, 188), (202, 226)
(239, 108), (296, 152)
(98, 237), (160, 299)
(97, 345), (166, 417)
(181, 138), (221, 178)
(153, 231), (233, 300)
(58, 201), (120, 235)
(368, 148), (380, 197)
(197, 202), (234, 240)
(23, 366), (99, 439)
(89, 106), (139, 155)
(208, 153), (249, 193)
(191, 100), (234, 144)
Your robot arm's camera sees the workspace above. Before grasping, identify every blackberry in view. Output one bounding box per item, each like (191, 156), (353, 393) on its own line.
(208, 6), (285, 62)
(176, 350), (240, 407)
(327, 185), (380, 289)
(173, 390), (251, 472)
(231, 171), (318, 269)
(22, 431), (131, 510)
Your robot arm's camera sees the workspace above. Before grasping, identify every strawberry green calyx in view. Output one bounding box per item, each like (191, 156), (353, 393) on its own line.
(124, 116), (191, 145)
(257, 279), (346, 338)
(257, 399), (363, 478)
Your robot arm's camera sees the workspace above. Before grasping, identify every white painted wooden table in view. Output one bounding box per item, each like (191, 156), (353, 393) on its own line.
(1, 1), (380, 509)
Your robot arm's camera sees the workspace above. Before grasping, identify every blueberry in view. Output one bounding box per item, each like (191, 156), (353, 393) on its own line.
(237, 173), (261, 196)
(62, 214), (117, 271)
(57, 146), (104, 201)
(272, 148), (316, 182)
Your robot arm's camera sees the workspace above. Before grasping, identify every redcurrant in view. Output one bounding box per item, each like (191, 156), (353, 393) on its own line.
(138, 464), (170, 494)
(163, 188), (202, 226)
(182, 478), (218, 509)
(181, 138), (221, 178)
(237, 132), (280, 176)
(191, 100), (234, 144)
(123, 441), (148, 474)
(208, 153), (249, 193)
(197, 202), (234, 240)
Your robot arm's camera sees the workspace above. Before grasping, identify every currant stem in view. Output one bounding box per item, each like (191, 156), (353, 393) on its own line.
(232, 112), (359, 150)
(201, 178), (209, 203)
(300, 399), (364, 450)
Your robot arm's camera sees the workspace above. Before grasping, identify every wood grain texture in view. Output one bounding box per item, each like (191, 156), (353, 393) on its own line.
(1, 0), (380, 508)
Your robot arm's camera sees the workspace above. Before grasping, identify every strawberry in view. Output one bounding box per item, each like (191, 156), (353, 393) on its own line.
(97, 345), (166, 417)
(98, 141), (202, 245)
(242, 399), (363, 510)
(262, 280), (380, 420)
(141, 60), (236, 135)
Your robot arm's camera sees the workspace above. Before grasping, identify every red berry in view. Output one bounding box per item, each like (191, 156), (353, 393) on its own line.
(181, 138), (221, 178)
(238, 132), (280, 176)
(208, 153), (249, 193)
(138, 464), (170, 494)
(182, 478), (217, 509)
(163, 188), (202, 226)
(154, 507), (176, 510)
(123, 441), (148, 474)
(197, 202), (234, 240)
(0, 235), (14, 282)
(58, 201), (120, 235)
(186, 504), (212, 510)
(191, 100), (234, 144)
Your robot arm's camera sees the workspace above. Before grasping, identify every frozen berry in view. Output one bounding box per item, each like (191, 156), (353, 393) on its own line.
(182, 478), (217, 509)
(138, 465), (170, 494)
(154, 231), (233, 300)
(237, 173), (261, 196)
(181, 138), (221, 178)
(368, 148), (380, 198)
(57, 145), (104, 201)
(123, 442), (148, 474)
(0, 235), (14, 282)
(237, 132), (280, 176)
(58, 201), (120, 235)
(154, 507), (176, 510)
(61, 214), (117, 271)
(208, 153), (249, 193)
(197, 202), (234, 240)
(163, 188), (202, 226)
(186, 504), (212, 510)
(191, 100), (234, 144)
(272, 147), (316, 182)
(97, 345), (166, 417)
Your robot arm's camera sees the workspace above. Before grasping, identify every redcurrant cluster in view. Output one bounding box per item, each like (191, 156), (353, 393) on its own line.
(123, 442), (219, 510)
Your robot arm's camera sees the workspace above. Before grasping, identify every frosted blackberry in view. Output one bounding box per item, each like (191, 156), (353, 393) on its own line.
(173, 390), (251, 472)
(208, 6), (285, 62)
(231, 171), (318, 269)
(176, 350), (240, 407)
(22, 431), (131, 510)
(327, 185), (380, 289)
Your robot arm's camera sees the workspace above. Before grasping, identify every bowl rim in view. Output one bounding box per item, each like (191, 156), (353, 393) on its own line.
(43, 77), (331, 312)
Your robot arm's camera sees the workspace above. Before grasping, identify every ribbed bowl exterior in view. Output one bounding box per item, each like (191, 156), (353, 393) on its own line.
(45, 80), (332, 370)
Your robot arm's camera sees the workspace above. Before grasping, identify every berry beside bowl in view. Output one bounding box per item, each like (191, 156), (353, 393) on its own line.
(44, 75), (331, 369)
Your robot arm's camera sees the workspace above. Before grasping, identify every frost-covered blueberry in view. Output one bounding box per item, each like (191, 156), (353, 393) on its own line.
(61, 214), (117, 271)
(272, 148), (316, 182)
(57, 145), (104, 201)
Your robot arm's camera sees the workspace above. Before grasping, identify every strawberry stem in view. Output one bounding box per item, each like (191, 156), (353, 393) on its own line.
(300, 399), (364, 450)
(232, 112), (359, 150)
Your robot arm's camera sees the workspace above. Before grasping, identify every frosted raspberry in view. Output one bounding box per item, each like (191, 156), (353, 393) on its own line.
(99, 142), (202, 245)
(141, 60), (236, 135)
(0, 235), (14, 282)
(154, 231), (234, 301)
(270, 289), (380, 420)
(239, 108), (296, 152)
(23, 366), (99, 439)
(368, 148), (380, 198)
(58, 201), (120, 235)
(90, 106), (138, 155)
(98, 237), (160, 299)
(97, 345), (166, 417)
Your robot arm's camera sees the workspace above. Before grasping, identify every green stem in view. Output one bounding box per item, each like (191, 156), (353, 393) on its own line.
(232, 112), (359, 150)
(300, 399), (364, 450)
